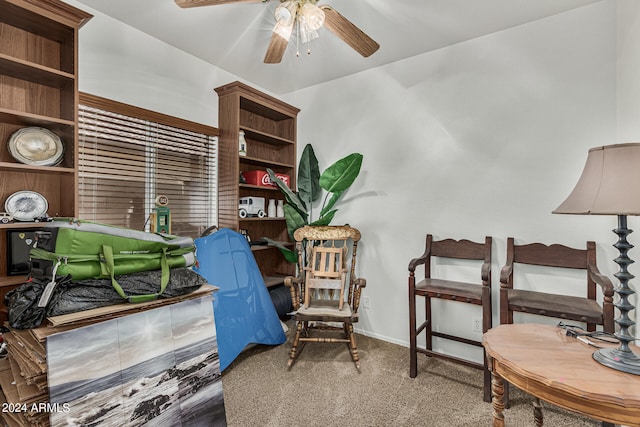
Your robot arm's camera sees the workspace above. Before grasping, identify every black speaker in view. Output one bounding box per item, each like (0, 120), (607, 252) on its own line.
(269, 284), (292, 319)
(7, 230), (37, 276)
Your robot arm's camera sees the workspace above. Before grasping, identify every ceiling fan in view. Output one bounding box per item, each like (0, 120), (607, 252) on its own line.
(174, 0), (380, 64)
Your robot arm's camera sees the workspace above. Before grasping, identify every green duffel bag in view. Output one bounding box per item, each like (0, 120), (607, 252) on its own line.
(30, 218), (196, 304)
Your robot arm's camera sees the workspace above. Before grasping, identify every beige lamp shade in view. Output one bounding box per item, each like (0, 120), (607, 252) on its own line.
(553, 143), (640, 216)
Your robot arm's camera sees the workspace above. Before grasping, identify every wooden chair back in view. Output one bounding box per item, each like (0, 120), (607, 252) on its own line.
(285, 225), (366, 370)
(304, 243), (348, 310)
(500, 238), (614, 332)
(422, 235), (492, 283)
(408, 234), (493, 402)
(294, 225), (361, 312)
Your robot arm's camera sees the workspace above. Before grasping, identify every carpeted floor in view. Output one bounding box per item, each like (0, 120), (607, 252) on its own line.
(220, 323), (600, 426)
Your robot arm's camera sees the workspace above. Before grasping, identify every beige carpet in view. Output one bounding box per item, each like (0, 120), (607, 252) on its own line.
(221, 323), (600, 427)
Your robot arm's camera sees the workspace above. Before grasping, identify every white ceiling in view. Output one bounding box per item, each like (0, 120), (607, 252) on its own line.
(74, 0), (603, 95)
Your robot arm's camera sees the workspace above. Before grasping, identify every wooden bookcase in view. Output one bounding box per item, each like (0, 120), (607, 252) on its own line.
(0, 0), (91, 317)
(215, 82), (299, 287)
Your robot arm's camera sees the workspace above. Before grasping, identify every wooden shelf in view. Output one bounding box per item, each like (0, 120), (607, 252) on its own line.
(0, 108), (75, 128)
(0, 0), (90, 42)
(241, 126), (294, 146)
(0, 0), (91, 324)
(0, 222), (46, 230)
(239, 217), (286, 223)
(239, 183), (282, 192)
(0, 161), (75, 174)
(0, 53), (74, 88)
(264, 275), (288, 288)
(249, 240), (292, 251)
(0, 275), (28, 287)
(239, 155), (294, 169)
(215, 81), (298, 288)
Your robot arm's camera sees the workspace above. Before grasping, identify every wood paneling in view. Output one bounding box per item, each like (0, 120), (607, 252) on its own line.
(0, 0), (91, 323)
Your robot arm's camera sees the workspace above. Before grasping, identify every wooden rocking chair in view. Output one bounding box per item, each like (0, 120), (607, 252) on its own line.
(284, 225), (366, 370)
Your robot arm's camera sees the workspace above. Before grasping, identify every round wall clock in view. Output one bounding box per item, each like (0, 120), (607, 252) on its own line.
(5, 191), (49, 222)
(8, 127), (64, 166)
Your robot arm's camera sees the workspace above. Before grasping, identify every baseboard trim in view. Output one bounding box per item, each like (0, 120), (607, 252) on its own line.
(353, 327), (408, 348)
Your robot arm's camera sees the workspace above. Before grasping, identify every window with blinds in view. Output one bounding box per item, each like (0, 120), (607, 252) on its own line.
(78, 97), (217, 238)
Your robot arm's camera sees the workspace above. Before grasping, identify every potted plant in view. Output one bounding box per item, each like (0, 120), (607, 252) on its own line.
(266, 143), (363, 262)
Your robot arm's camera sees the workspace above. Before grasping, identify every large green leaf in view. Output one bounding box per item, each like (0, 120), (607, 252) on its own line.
(264, 237), (298, 263)
(311, 209), (337, 226)
(267, 168), (307, 214)
(320, 190), (343, 218)
(319, 153), (363, 193)
(284, 204), (308, 239)
(297, 144), (321, 205)
(279, 247), (299, 263)
(264, 237), (284, 249)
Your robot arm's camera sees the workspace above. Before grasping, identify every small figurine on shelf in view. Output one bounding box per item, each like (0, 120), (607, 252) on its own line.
(33, 214), (53, 223)
(239, 130), (247, 157)
(267, 199), (276, 217)
(238, 196), (266, 218)
(150, 195), (171, 233)
(0, 212), (14, 224)
(239, 229), (251, 243)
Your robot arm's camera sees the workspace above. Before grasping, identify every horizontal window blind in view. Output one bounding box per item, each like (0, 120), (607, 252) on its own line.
(78, 102), (217, 238)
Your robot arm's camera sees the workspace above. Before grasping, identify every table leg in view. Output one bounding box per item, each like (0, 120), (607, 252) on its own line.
(533, 397), (543, 426)
(491, 372), (505, 427)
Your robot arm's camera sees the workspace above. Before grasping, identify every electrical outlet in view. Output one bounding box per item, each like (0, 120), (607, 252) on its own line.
(362, 296), (370, 309)
(472, 318), (482, 332)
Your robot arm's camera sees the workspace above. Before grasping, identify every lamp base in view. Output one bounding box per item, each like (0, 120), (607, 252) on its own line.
(593, 347), (640, 375)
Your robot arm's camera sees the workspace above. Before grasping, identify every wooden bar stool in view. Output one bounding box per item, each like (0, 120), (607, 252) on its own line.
(409, 234), (493, 402)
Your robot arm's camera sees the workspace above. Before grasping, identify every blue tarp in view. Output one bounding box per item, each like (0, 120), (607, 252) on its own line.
(193, 228), (286, 371)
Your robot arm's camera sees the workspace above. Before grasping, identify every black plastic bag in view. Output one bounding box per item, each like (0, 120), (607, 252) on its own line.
(5, 269), (207, 329)
(47, 268), (207, 316)
(4, 275), (73, 329)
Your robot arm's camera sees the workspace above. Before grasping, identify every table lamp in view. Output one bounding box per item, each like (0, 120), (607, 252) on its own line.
(553, 143), (640, 374)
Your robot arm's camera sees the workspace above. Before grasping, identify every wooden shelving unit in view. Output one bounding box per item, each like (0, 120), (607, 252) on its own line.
(0, 0), (91, 321)
(215, 82), (299, 288)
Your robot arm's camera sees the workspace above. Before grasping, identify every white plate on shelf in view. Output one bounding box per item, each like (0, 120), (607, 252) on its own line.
(8, 127), (64, 166)
(4, 191), (49, 222)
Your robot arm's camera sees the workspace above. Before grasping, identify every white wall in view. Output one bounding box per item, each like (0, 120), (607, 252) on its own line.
(66, 0), (240, 127)
(66, 0), (638, 364)
(286, 0), (623, 361)
(618, 0), (640, 142)
(618, 0), (640, 328)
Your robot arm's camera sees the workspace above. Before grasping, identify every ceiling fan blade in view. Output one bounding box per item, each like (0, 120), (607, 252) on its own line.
(320, 5), (379, 58)
(175, 0), (264, 9)
(264, 31), (290, 64)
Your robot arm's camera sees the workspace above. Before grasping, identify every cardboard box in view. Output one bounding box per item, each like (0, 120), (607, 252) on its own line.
(243, 170), (290, 188)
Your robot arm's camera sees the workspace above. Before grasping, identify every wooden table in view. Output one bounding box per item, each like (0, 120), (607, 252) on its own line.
(483, 324), (640, 426)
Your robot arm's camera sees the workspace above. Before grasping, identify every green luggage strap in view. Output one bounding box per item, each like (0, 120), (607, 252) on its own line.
(100, 245), (169, 303)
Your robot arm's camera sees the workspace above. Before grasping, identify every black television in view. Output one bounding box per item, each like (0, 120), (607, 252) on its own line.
(7, 230), (37, 276)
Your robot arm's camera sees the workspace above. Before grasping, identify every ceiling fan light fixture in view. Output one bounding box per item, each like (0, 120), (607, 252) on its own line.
(299, 2), (324, 43)
(273, 1), (297, 40)
(274, 1), (296, 26)
(300, 3), (324, 31)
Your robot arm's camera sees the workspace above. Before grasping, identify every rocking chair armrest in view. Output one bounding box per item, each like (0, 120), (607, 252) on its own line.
(354, 277), (367, 289)
(284, 275), (303, 310)
(588, 263), (615, 297)
(351, 277), (367, 312)
(284, 275), (302, 288)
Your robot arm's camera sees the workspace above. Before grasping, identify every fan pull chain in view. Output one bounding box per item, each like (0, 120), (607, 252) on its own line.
(296, 18), (300, 57)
